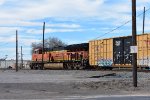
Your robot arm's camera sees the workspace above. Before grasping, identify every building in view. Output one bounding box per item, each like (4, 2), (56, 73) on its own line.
(0, 60), (30, 69)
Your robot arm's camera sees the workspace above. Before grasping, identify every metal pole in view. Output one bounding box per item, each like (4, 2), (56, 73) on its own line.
(21, 46), (23, 69)
(16, 30), (18, 72)
(142, 7), (145, 68)
(5, 55), (7, 68)
(143, 7), (145, 34)
(132, 0), (137, 87)
(49, 41), (51, 62)
(5, 60), (6, 68)
(42, 22), (45, 69)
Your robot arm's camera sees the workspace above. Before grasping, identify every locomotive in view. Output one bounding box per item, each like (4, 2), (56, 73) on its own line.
(30, 43), (89, 70)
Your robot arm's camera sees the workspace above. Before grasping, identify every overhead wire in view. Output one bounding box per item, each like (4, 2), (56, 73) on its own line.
(93, 7), (150, 40)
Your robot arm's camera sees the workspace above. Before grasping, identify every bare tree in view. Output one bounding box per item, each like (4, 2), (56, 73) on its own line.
(31, 42), (42, 53)
(45, 37), (66, 48)
(31, 37), (67, 53)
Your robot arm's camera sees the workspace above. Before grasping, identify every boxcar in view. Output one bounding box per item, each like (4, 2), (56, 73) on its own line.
(89, 33), (150, 69)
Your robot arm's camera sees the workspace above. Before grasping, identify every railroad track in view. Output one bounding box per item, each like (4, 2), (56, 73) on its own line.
(85, 68), (150, 73)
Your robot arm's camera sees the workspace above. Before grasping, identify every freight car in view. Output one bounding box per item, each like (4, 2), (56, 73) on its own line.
(30, 43), (89, 70)
(89, 33), (150, 70)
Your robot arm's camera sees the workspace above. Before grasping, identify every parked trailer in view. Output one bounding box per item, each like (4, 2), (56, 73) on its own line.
(89, 33), (150, 69)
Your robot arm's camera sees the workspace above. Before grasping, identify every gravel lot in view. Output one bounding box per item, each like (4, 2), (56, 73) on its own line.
(0, 70), (150, 99)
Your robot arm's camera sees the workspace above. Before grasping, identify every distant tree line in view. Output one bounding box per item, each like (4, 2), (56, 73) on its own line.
(31, 37), (67, 53)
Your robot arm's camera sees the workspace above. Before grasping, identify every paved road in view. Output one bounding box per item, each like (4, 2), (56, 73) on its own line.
(57, 96), (150, 100)
(0, 70), (149, 99)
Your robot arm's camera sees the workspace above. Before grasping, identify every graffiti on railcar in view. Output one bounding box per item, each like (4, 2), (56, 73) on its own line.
(97, 58), (113, 66)
(137, 57), (150, 67)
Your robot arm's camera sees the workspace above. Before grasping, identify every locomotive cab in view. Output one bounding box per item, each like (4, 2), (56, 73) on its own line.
(32, 48), (42, 62)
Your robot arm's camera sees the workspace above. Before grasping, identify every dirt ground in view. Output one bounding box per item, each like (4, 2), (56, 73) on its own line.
(0, 70), (150, 99)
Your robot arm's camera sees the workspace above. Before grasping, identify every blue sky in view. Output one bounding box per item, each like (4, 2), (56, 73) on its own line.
(0, 0), (150, 60)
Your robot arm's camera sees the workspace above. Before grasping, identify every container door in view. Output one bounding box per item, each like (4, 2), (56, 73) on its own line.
(124, 37), (132, 64)
(113, 38), (124, 64)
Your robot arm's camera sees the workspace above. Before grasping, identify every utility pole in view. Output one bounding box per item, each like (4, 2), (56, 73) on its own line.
(21, 46), (23, 69)
(16, 30), (18, 72)
(5, 55), (8, 68)
(42, 22), (45, 70)
(49, 44), (51, 62)
(132, 0), (137, 87)
(143, 7), (145, 34)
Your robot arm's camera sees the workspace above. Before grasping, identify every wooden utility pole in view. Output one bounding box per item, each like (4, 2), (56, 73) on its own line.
(132, 0), (137, 87)
(42, 22), (45, 69)
(21, 46), (23, 69)
(16, 30), (18, 72)
(143, 7), (145, 34)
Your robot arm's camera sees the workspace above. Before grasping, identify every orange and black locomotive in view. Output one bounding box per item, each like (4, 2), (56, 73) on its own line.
(30, 43), (89, 69)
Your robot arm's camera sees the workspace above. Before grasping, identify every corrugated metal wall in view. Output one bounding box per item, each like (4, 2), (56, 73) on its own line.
(137, 34), (150, 67)
(89, 39), (113, 67)
(89, 33), (150, 68)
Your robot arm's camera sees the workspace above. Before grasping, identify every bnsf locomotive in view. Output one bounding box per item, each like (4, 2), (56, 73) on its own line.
(30, 43), (89, 70)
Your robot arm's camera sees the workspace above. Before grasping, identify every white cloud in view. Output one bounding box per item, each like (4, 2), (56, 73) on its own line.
(47, 24), (81, 28)
(0, 0), (147, 28)
(138, 0), (149, 3)
(0, 0), (106, 20)
(0, 0), (148, 21)
(26, 28), (84, 34)
(20, 38), (41, 46)
(0, 27), (23, 34)
(0, 0), (5, 5)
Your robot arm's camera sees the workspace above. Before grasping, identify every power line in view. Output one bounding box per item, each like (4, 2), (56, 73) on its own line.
(93, 7), (150, 40)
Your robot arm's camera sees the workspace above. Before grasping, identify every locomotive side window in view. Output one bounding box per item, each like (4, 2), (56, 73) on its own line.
(34, 49), (38, 54)
(34, 49), (42, 54)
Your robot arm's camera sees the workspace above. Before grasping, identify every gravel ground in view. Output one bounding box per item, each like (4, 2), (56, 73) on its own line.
(0, 70), (150, 99)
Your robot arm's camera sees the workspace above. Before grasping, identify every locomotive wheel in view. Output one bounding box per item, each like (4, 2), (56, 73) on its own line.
(71, 66), (74, 70)
(76, 67), (79, 70)
(64, 64), (69, 70)
(64, 65), (68, 69)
